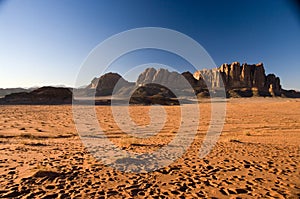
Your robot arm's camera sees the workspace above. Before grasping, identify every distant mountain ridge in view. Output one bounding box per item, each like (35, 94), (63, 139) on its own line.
(0, 88), (35, 98)
(0, 85), (69, 98)
(1, 62), (300, 105)
(0, 87), (72, 105)
(85, 62), (300, 98)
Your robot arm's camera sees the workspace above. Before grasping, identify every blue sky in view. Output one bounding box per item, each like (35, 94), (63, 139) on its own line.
(0, 0), (299, 89)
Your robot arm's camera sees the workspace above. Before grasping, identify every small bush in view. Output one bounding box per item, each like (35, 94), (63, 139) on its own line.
(20, 133), (34, 139)
(229, 139), (242, 143)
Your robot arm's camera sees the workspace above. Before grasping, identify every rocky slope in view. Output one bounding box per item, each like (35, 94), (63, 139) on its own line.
(135, 62), (299, 98)
(0, 88), (35, 98)
(218, 62), (281, 96)
(95, 72), (134, 96)
(0, 87), (72, 105)
(1, 62), (299, 105)
(82, 62), (300, 99)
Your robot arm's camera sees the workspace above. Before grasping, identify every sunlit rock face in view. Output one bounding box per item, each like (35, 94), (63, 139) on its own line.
(137, 68), (194, 90)
(194, 62), (283, 97)
(82, 62), (299, 99)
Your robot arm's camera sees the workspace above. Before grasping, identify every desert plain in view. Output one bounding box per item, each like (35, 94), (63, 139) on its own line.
(0, 98), (299, 198)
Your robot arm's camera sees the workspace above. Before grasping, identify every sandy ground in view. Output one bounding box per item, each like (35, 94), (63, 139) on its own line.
(0, 98), (299, 198)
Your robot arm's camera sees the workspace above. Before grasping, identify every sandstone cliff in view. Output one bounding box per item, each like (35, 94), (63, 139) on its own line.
(85, 62), (299, 99)
(193, 62), (283, 97)
(136, 68), (193, 90)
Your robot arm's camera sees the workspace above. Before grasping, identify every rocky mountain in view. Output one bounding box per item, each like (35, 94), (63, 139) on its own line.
(94, 72), (134, 96)
(137, 68), (195, 90)
(0, 88), (35, 98)
(136, 68), (198, 97)
(219, 62), (281, 96)
(0, 87), (72, 105)
(1, 62), (298, 105)
(135, 63), (300, 98)
(88, 62), (299, 98)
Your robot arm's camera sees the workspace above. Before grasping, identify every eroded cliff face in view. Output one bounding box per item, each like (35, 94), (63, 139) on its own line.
(194, 62), (282, 96)
(85, 62), (298, 98)
(218, 62), (267, 90)
(136, 68), (194, 90)
(136, 62), (283, 97)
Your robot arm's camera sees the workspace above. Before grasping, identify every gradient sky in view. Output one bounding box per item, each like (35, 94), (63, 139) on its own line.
(0, 0), (299, 89)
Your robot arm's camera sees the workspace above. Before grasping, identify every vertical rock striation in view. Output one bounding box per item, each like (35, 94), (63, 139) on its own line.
(194, 62), (282, 97)
(84, 61), (299, 98)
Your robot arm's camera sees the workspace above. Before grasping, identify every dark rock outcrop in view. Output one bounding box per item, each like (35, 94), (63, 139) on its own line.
(95, 72), (134, 96)
(0, 88), (35, 98)
(281, 89), (300, 98)
(181, 71), (206, 92)
(266, 74), (281, 96)
(81, 62), (300, 101)
(129, 83), (179, 105)
(136, 68), (197, 97)
(0, 87), (72, 105)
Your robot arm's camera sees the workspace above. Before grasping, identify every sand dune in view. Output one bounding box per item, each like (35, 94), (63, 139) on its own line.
(0, 98), (299, 198)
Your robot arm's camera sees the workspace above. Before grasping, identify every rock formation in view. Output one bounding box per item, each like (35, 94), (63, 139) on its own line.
(136, 68), (202, 97)
(266, 74), (281, 96)
(194, 62), (283, 97)
(0, 88), (35, 98)
(194, 68), (223, 89)
(82, 62), (299, 99)
(129, 83), (179, 105)
(2, 62), (297, 106)
(0, 87), (72, 105)
(181, 71), (207, 94)
(95, 72), (134, 96)
(136, 68), (193, 90)
(86, 77), (99, 89)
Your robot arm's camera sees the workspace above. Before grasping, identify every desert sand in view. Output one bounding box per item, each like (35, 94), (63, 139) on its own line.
(0, 98), (299, 198)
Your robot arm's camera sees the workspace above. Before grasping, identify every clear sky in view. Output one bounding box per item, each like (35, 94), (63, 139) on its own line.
(0, 0), (299, 89)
